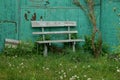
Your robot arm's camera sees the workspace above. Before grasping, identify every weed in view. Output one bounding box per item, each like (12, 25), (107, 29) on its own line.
(3, 41), (34, 57)
(83, 36), (109, 56)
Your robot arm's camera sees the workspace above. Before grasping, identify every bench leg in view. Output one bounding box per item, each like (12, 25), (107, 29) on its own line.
(72, 42), (76, 52)
(44, 44), (48, 57)
(37, 43), (38, 54)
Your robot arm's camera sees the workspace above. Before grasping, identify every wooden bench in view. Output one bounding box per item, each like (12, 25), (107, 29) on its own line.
(32, 21), (84, 56)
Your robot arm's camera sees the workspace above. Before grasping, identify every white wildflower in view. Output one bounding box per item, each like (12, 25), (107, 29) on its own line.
(74, 65), (77, 68)
(59, 63), (62, 66)
(69, 77), (74, 80)
(19, 70), (21, 73)
(88, 65), (91, 68)
(102, 78), (104, 80)
(84, 75), (87, 77)
(37, 64), (39, 66)
(58, 71), (61, 74)
(42, 67), (45, 69)
(20, 62), (23, 66)
(61, 70), (64, 73)
(13, 56), (15, 59)
(117, 69), (120, 72)
(69, 78), (73, 80)
(46, 67), (49, 70)
(87, 78), (92, 80)
(60, 76), (63, 80)
(64, 74), (66, 78)
(69, 76), (75, 80)
(17, 66), (19, 69)
(15, 55), (17, 58)
(63, 72), (66, 75)
(69, 68), (72, 71)
(77, 76), (79, 79)
(116, 67), (118, 69)
(9, 63), (12, 67)
(74, 75), (77, 78)
(82, 66), (85, 68)
(22, 66), (24, 68)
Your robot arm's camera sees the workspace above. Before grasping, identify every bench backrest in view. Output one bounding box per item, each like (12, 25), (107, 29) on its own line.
(31, 21), (77, 27)
(31, 21), (77, 40)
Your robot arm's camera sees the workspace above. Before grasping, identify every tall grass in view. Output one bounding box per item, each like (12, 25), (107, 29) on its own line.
(0, 48), (120, 80)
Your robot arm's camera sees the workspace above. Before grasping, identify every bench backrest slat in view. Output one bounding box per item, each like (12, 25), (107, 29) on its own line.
(31, 21), (76, 27)
(32, 31), (78, 35)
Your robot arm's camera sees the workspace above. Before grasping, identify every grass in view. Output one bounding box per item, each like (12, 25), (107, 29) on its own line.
(0, 49), (120, 80)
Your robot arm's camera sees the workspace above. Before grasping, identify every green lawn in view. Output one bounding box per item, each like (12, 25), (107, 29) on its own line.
(0, 50), (120, 80)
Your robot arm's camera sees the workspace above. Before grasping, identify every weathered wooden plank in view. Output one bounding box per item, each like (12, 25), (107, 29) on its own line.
(5, 39), (20, 45)
(31, 21), (77, 27)
(32, 31), (78, 35)
(36, 39), (85, 44)
(5, 39), (20, 48)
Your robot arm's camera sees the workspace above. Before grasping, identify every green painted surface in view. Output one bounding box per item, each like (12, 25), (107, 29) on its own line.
(0, 0), (120, 51)
(0, 0), (18, 51)
(101, 0), (120, 49)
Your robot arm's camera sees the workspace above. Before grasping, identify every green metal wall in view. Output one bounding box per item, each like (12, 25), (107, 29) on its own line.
(0, 0), (18, 51)
(19, 0), (91, 41)
(101, 0), (120, 50)
(0, 0), (120, 51)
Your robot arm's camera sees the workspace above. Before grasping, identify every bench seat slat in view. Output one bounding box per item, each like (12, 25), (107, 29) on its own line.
(32, 31), (78, 35)
(32, 21), (76, 27)
(36, 39), (85, 44)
